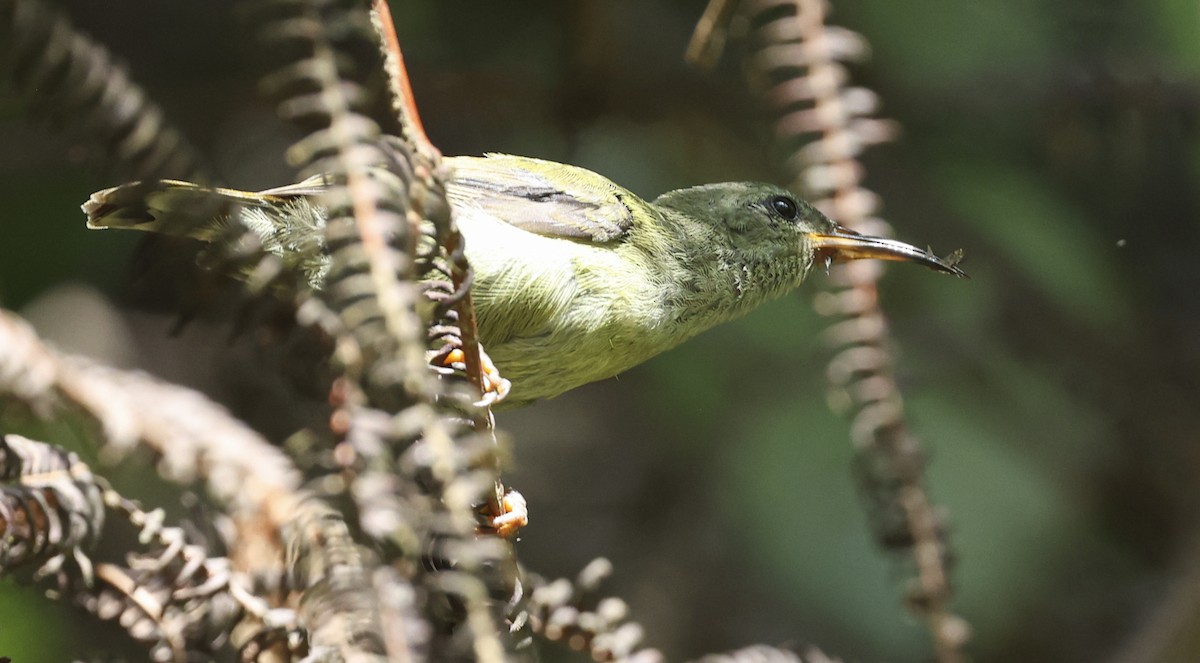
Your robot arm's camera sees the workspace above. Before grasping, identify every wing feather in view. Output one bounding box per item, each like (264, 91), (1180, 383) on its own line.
(445, 154), (634, 243)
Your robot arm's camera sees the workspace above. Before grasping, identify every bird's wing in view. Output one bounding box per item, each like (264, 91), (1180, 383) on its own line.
(445, 154), (635, 243)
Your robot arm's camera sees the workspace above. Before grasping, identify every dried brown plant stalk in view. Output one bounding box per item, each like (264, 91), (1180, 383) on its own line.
(691, 0), (971, 659)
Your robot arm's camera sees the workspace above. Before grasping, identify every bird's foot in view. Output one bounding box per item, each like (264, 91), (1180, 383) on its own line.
(431, 345), (512, 407)
(477, 488), (528, 538)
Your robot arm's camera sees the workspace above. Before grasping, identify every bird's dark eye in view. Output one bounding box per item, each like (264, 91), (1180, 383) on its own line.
(768, 195), (799, 220)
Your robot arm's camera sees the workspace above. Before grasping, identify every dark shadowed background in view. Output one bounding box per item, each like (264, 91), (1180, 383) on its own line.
(3, 1), (1199, 662)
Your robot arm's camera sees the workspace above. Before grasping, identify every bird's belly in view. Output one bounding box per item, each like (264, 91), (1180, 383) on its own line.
(459, 216), (678, 404)
(485, 311), (674, 405)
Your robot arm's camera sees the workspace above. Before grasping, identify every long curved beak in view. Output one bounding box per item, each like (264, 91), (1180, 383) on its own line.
(809, 224), (969, 278)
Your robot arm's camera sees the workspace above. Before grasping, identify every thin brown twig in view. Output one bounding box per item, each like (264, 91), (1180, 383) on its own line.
(370, 1), (504, 521)
(448, 241), (493, 433)
(372, 0), (440, 161)
(370, 0), (489, 422)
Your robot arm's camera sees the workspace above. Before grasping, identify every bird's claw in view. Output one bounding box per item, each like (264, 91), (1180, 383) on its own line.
(477, 488), (528, 538)
(432, 345), (512, 407)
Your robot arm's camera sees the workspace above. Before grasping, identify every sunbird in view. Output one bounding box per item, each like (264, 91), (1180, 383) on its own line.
(84, 152), (966, 407)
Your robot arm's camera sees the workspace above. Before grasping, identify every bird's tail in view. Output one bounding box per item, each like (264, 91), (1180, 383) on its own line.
(83, 180), (296, 242)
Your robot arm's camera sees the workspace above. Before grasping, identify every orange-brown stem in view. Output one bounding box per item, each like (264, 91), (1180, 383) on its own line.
(372, 0), (435, 156)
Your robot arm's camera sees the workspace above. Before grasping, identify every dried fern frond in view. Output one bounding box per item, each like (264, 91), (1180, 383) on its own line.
(0, 308), (301, 568)
(692, 644), (844, 663)
(0, 433), (284, 661)
(524, 558), (662, 663)
(0, 433), (104, 577)
(688, 1), (972, 660)
(0, 0), (209, 180)
(250, 2), (516, 660)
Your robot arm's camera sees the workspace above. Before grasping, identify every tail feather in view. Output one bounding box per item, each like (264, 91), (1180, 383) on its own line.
(83, 178), (333, 287)
(82, 180), (292, 241)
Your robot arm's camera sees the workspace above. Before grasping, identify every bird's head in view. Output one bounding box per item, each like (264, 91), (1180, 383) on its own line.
(652, 182), (967, 280)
